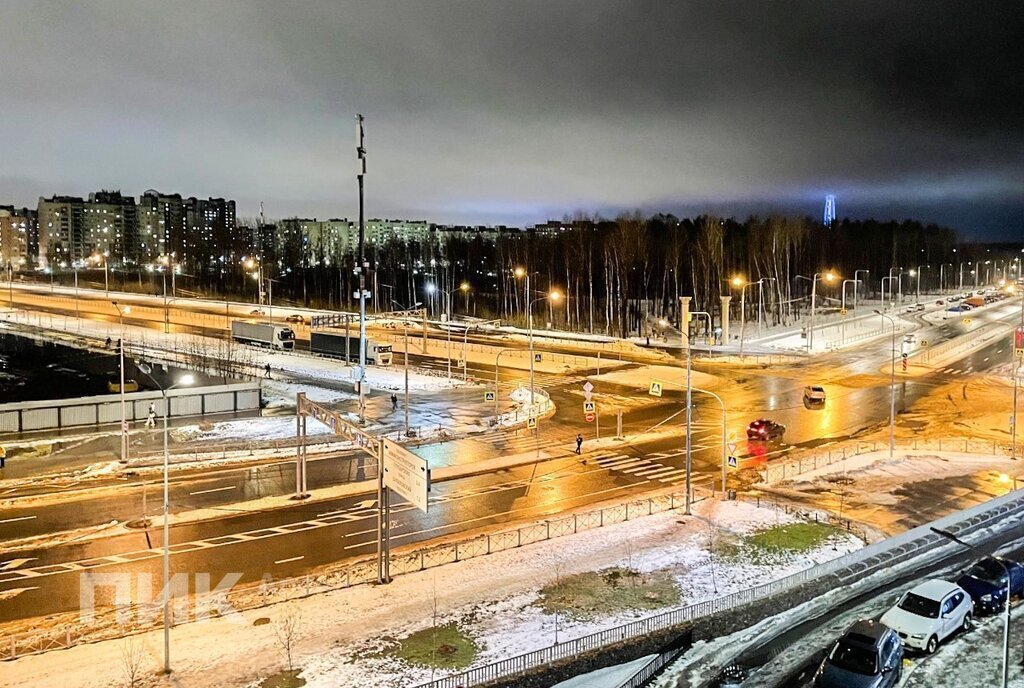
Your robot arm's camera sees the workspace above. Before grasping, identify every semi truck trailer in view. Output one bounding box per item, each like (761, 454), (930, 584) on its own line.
(231, 320), (296, 350)
(310, 331), (393, 366)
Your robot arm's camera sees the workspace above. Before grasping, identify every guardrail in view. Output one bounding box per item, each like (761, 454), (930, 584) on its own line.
(761, 436), (1008, 484)
(0, 484), (715, 661)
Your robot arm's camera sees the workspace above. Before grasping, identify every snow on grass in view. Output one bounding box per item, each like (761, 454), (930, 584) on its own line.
(784, 450), (1019, 484)
(172, 416), (334, 443)
(293, 499), (861, 688)
(265, 351), (468, 393)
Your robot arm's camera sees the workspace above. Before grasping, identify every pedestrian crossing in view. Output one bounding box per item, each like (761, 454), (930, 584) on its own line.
(590, 450), (715, 485)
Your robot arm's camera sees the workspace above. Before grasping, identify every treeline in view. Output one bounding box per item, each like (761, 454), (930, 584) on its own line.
(265, 214), (982, 336)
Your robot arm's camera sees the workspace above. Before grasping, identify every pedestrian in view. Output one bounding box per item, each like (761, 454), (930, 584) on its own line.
(105, 336), (111, 349)
(0, 445), (6, 469)
(391, 394), (398, 411)
(575, 433), (583, 455)
(264, 363), (272, 379)
(146, 403), (157, 428)
(646, 335), (650, 347)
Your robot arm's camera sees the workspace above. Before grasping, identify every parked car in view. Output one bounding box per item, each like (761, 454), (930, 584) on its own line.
(285, 314), (305, 324)
(906, 304), (925, 313)
(935, 300), (945, 306)
(249, 309), (265, 316)
(746, 419), (786, 440)
(803, 385), (826, 404)
(956, 557), (1024, 615)
(813, 620), (903, 688)
(880, 579), (972, 653)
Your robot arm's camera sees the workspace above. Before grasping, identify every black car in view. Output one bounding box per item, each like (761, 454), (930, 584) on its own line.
(814, 620), (903, 688)
(746, 419), (786, 440)
(956, 557), (1024, 615)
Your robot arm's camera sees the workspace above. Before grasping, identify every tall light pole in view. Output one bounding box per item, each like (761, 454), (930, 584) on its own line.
(112, 302), (131, 465)
(1012, 286), (1022, 459)
(426, 283), (454, 380)
(874, 311), (897, 458)
(931, 527), (1010, 688)
(796, 271), (836, 352)
(730, 277), (768, 356)
(853, 269), (869, 309)
(525, 289), (562, 405)
(392, 300), (422, 438)
(135, 362), (194, 676)
(356, 114), (368, 424)
(670, 308), (713, 514)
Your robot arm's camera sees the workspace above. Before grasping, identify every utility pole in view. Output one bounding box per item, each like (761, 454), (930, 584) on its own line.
(356, 114), (368, 424)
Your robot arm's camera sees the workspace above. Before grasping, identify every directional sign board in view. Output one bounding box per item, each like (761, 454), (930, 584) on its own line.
(727, 455), (738, 468)
(484, 390), (495, 402)
(649, 381), (663, 397)
(583, 401), (596, 413)
(382, 439), (430, 513)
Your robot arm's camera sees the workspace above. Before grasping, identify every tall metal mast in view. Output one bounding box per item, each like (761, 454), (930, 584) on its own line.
(356, 115), (368, 423)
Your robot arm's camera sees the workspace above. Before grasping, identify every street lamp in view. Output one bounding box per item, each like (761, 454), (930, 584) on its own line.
(460, 281), (471, 313)
(111, 302), (132, 465)
(931, 527), (1011, 688)
(92, 252), (109, 295)
(874, 311), (897, 458)
(796, 271), (836, 352)
(426, 283), (454, 380)
(730, 277), (769, 357)
(134, 362), (194, 675)
(853, 269), (869, 309)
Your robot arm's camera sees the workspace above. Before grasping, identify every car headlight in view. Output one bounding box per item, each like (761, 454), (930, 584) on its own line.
(911, 633), (926, 639)
(982, 594), (993, 603)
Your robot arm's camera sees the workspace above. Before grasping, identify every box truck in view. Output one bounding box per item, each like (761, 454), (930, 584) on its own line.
(310, 331), (392, 366)
(231, 320), (296, 350)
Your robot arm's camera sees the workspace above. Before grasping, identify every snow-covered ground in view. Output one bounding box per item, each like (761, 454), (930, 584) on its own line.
(588, 363), (720, 391)
(2, 499), (861, 688)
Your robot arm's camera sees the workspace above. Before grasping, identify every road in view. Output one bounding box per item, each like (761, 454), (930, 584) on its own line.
(0, 283), (1019, 633)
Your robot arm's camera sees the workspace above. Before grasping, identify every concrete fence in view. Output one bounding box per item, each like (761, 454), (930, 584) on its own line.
(0, 382), (261, 434)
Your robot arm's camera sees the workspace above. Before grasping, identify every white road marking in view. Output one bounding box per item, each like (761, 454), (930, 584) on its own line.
(189, 486), (235, 496)
(0, 558), (35, 571)
(273, 556), (304, 565)
(0, 515), (36, 525)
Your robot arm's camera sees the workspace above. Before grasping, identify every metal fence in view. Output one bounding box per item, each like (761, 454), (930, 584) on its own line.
(417, 480), (1024, 688)
(1, 484), (713, 661)
(761, 436), (1008, 484)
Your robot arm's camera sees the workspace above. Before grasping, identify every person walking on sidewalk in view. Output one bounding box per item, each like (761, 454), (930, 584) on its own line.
(0, 445), (6, 469)
(391, 394), (398, 411)
(264, 363), (272, 379)
(575, 433), (583, 455)
(145, 403), (157, 428)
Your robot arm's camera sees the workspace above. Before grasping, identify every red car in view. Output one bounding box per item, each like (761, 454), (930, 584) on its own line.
(747, 419), (786, 440)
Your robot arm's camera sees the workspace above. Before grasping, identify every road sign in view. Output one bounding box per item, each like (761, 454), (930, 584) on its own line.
(582, 381), (594, 394)
(527, 417), (537, 429)
(1015, 327), (1024, 359)
(727, 456), (738, 468)
(728, 442), (737, 454)
(921, 340), (928, 346)
(840, 308), (848, 317)
(649, 381), (663, 397)
(962, 317), (971, 325)
(382, 439), (430, 513)
(901, 352), (908, 372)
(583, 401), (596, 413)
(484, 391), (495, 402)
(585, 412), (595, 423)
(534, 353), (542, 363)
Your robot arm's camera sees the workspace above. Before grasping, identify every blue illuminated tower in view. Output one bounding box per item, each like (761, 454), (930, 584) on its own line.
(823, 194), (836, 226)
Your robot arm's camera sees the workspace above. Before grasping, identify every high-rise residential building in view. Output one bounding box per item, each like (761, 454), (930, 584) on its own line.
(139, 190), (185, 262)
(182, 197), (237, 271)
(37, 195), (84, 267)
(0, 206), (37, 267)
(84, 190), (138, 264)
(283, 218), (355, 266)
(364, 218), (430, 246)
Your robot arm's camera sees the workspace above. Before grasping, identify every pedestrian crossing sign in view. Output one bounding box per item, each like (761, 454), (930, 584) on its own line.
(727, 455), (738, 468)
(527, 417), (537, 429)
(534, 353), (542, 363)
(484, 391), (495, 402)
(649, 381), (663, 397)
(583, 401), (596, 413)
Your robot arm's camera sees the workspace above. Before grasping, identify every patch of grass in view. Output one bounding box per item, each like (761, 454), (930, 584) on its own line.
(539, 567), (681, 620)
(387, 622), (480, 670)
(735, 522), (842, 564)
(258, 669), (305, 688)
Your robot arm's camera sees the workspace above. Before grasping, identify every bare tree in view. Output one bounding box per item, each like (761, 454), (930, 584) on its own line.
(273, 604), (302, 672)
(119, 635), (146, 688)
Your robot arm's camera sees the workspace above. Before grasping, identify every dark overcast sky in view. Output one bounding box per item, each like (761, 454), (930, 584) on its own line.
(1, 1), (1021, 240)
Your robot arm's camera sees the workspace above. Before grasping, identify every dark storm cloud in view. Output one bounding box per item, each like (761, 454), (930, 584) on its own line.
(1, 1), (1021, 238)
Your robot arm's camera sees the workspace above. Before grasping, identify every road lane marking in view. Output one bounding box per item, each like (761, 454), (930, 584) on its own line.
(189, 486), (236, 496)
(273, 556), (305, 565)
(0, 558), (35, 571)
(0, 515), (36, 525)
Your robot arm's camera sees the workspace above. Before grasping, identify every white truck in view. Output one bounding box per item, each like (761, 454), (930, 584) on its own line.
(231, 320), (296, 351)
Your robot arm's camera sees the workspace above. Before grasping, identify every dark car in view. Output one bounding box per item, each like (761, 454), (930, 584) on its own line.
(249, 309), (265, 316)
(956, 557), (1024, 615)
(814, 620), (903, 688)
(285, 314), (305, 324)
(746, 419), (785, 440)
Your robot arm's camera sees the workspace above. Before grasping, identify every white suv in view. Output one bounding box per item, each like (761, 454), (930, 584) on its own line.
(880, 579), (973, 653)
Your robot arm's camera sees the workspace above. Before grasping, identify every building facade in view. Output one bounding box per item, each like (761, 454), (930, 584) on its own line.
(0, 206), (37, 267)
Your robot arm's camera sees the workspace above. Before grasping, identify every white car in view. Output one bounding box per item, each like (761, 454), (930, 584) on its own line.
(880, 579), (973, 653)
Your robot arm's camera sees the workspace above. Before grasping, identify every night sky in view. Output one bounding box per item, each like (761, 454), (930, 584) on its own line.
(1, 1), (1021, 240)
